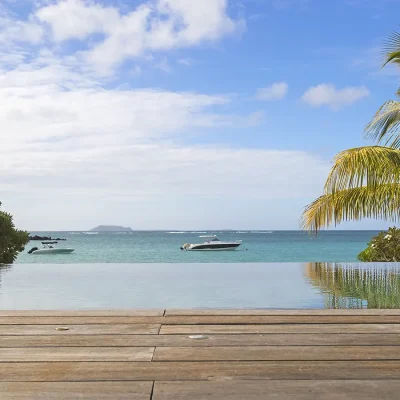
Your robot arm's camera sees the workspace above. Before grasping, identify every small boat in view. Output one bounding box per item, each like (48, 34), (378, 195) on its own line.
(180, 235), (242, 251)
(28, 242), (74, 255)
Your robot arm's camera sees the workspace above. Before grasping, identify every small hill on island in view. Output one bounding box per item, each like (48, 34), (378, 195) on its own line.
(90, 225), (133, 232)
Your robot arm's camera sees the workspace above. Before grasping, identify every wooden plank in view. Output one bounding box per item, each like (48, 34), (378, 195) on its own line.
(166, 309), (400, 316)
(153, 380), (400, 400)
(154, 346), (400, 361)
(2, 361), (400, 381)
(0, 310), (164, 317)
(2, 333), (400, 347)
(163, 316), (400, 324)
(3, 315), (400, 324)
(0, 324), (160, 335)
(0, 347), (154, 362)
(1, 309), (399, 317)
(160, 324), (400, 334)
(0, 382), (153, 400)
(2, 309), (400, 317)
(0, 317), (163, 325)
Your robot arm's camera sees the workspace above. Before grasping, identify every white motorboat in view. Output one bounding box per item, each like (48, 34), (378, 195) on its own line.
(180, 235), (242, 251)
(28, 242), (74, 255)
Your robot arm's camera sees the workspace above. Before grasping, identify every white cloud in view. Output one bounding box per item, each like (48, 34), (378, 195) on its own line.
(155, 58), (172, 73)
(301, 83), (370, 110)
(34, 0), (244, 74)
(0, 1), (331, 230)
(36, 0), (120, 41)
(256, 82), (288, 101)
(178, 58), (193, 66)
(0, 11), (43, 45)
(0, 56), (329, 229)
(247, 110), (266, 126)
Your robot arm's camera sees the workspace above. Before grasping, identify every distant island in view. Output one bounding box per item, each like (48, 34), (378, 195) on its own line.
(90, 225), (133, 232)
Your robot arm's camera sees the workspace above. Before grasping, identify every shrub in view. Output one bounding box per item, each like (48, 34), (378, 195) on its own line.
(0, 203), (29, 264)
(358, 227), (400, 262)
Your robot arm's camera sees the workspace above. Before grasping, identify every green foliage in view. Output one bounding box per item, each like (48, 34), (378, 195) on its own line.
(357, 227), (400, 262)
(0, 202), (29, 264)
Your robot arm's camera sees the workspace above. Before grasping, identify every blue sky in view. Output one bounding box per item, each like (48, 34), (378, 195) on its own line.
(0, 0), (399, 230)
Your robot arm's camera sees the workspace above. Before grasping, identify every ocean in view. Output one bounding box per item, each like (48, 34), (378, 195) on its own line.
(17, 230), (379, 263)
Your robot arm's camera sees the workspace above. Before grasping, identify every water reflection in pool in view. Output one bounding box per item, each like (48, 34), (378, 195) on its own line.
(306, 262), (400, 309)
(0, 263), (400, 309)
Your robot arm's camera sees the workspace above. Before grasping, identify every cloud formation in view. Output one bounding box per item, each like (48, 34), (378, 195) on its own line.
(34, 0), (244, 73)
(256, 82), (288, 101)
(0, 1), (330, 229)
(301, 83), (370, 110)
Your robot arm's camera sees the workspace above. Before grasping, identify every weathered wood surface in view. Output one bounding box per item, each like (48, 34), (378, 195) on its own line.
(0, 310), (164, 317)
(2, 361), (400, 381)
(2, 315), (400, 324)
(153, 345), (400, 361)
(153, 381), (400, 400)
(0, 324), (160, 335)
(0, 347), (154, 362)
(3, 309), (400, 316)
(160, 323), (400, 334)
(2, 333), (399, 347)
(166, 309), (400, 316)
(1, 309), (400, 399)
(0, 382), (153, 400)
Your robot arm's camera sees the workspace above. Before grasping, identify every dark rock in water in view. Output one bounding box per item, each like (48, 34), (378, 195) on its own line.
(29, 235), (66, 241)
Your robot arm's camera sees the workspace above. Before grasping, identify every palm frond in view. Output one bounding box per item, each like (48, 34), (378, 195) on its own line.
(302, 184), (400, 232)
(365, 100), (400, 146)
(324, 146), (400, 193)
(383, 31), (400, 67)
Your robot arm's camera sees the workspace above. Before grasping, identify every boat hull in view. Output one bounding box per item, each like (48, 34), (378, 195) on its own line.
(185, 247), (239, 251)
(31, 249), (74, 254)
(181, 244), (241, 251)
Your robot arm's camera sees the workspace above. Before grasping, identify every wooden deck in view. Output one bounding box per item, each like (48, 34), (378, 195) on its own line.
(1, 309), (400, 399)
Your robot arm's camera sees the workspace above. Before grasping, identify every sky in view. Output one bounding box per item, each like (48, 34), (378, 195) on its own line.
(1, 0), (399, 231)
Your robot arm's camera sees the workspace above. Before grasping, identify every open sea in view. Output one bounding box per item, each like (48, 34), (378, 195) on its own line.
(17, 230), (379, 264)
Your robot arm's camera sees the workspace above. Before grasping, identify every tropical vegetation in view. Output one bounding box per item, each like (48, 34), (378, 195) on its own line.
(302, 30), (400, 234)
(357, 227), (400, 262)
(0, 202), (29, 264)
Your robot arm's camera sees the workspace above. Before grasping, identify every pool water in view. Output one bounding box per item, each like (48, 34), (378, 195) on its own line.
(1, 262), (399, 309)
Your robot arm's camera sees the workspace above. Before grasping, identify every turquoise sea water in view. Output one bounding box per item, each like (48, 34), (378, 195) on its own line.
(17, 230), (379, 263)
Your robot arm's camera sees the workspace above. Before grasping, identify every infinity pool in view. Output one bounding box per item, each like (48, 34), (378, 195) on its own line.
(0, 262), (399, 309)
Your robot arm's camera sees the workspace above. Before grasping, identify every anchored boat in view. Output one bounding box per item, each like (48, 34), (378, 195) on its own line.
(28, 242), (74, 255)
(180, 235), (242, 251)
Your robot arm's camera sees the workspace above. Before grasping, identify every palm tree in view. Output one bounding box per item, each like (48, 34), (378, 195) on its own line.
(302, 30), (400, 232)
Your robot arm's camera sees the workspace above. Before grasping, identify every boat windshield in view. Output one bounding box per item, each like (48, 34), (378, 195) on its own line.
(199, 235), (220, 242)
